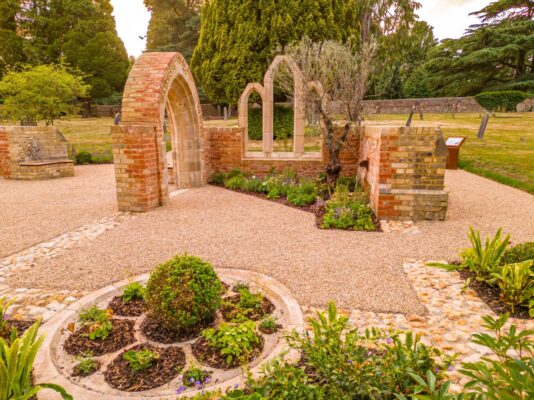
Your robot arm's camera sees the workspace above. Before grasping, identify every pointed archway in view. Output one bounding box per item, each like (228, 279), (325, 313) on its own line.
(112, 52), (205, 212)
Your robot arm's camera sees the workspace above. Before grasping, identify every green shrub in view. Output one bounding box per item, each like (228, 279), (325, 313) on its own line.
(209, 172), (227, 185)
(226, 168), (245, 179)
(259, 316), (279, 334)
(475, 90), (529, 112)
(202, 321), (261, 366)
(284, 303), (450, 398)
(322, 199), (376, 231)
(0, 322), (73, 400)
(461, 228), (510, 281)
(78, 306), (113, 340)
(123, 348), (158, 372)
(501, 242), (534, 264)
(224, 175), (247, 190)
(238, 288), (263, 310)
(248, 105), (293, 141)
(336, 176), (357, 192)
(121, 282), (145, 302)
(243, 177), (265, 193)
(490, 260), (533, 314)
(145, 255), (222, 332)
(458, 313), (533, 399)
(75, 151), (92, 165)
(287, 180), (316, 206)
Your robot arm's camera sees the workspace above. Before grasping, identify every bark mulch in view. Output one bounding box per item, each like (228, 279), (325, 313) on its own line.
(458, 270), (530, 319)
(64, 319), (136, 356)
(140, 317), (206, 344)
(1, 319), (35, 340)
(104, 343), (185, 391)
(220, 294), (275, 322)
(192, 336), (264, 370)
(108, 296), (145, 317)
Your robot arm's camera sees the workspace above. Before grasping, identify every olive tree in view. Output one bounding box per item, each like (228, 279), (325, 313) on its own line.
(279, 38), (376, 184)
(0, 64), (89, 126)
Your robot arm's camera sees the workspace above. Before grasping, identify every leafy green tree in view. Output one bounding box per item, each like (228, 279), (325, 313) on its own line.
(1, 0), (129, 102)
(144, 0), (201, 61)
(191, 0), (426, 105)
(403, 67), (432, 98)
(0, 0), (24, 79)
(424, 0), (534, 96)
(0, 64), (89, 125)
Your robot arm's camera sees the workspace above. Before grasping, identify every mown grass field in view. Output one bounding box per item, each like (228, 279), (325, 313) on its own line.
(364, 113), (534, 194)
(2, 113), (532, 193)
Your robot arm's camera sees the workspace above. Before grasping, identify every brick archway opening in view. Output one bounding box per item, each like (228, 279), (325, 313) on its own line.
(112, 52), (205, 212)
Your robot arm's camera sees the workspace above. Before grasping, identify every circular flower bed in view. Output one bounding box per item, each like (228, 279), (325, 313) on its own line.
(34, 262), (304, 399)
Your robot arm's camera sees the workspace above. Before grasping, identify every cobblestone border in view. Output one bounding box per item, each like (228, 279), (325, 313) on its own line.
(34, 269), (304, 400)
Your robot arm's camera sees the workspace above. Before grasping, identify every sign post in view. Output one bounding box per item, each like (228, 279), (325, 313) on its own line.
(445, 137), (467, 170)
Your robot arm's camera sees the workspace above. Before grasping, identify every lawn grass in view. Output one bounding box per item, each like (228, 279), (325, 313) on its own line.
(364, 112), (534, 194)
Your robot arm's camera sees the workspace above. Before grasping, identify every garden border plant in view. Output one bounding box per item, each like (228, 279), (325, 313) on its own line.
(427, 228), (533, 318)
(209, 168), (380, 232)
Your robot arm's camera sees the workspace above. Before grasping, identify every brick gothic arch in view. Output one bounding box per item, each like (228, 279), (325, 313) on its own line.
(112, 52), (205, 212)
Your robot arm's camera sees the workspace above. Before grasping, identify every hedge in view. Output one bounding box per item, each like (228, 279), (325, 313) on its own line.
(474, 91), (529, 112)
(248, 105), (294, 140)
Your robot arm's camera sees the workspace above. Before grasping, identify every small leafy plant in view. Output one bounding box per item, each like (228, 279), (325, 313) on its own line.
(286, 180), (316, 206)
(123, 348), (159, 373)
(183, 366), (212, 387)
(232, 281), (249, 292)
(501, 241), (534, 264)
(238, 288), (263, 310)
(202, 321), (261, 366)
(490, 260), (533, 314)
(224, 175), (247, 190)
(73, 351), (98, 376)
(0, 321), (72, 400)
(121, 282), (145, 302)
(461, 227), (510, 281)
(78, 306), (113, 340)
(0, 297), (15, 337)
(259, 316), (279, 334)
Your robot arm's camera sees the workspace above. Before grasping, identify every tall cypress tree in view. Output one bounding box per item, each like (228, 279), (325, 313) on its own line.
(144, 0), (201, 60)
(191, 0), (429, 104)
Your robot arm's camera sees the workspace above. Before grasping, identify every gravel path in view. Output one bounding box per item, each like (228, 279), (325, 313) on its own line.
(6, 169), (533, 314)
(0, 165), (117, 258)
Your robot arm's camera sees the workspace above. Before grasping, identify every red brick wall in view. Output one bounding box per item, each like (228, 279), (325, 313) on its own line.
(0, 128), (10, 178)
(204, 126), (360, 178)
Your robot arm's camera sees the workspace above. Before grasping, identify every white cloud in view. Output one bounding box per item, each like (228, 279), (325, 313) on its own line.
(110, 0), (150, 57)
(418, 0), (492, 40)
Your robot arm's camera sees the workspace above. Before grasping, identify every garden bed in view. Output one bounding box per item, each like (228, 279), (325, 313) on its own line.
(33, 268), (304, 399)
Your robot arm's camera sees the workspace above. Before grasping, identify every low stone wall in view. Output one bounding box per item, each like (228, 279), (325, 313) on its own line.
(0, 126), (74, 180)
(204, 126), (360, 178)
(359, 127), (448, 221)
(327, 97), (486, 116)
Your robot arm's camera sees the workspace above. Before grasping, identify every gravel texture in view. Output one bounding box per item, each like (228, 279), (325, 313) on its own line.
(0, 165), (117, 258)
(6, 168), (533, 314)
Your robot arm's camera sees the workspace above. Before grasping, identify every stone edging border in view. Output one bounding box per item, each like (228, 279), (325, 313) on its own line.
(34, 269), (304, 400)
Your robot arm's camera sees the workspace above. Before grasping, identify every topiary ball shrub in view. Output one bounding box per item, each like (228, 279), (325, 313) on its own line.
(145, 255), (222, 332)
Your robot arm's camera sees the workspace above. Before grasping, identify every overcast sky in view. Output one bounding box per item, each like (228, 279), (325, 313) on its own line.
(110, 0), (492, 57)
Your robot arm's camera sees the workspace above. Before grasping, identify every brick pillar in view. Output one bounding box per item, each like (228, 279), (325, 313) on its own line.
(0, 128), (11, 178)
(112, 125), (162, 212)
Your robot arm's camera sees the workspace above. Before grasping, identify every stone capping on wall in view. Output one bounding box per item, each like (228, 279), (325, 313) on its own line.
(0, 126), (74, 180)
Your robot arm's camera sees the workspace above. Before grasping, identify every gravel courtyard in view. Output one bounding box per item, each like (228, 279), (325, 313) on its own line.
(0, 165), (117, 258)
(3, 165), (533, 315)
